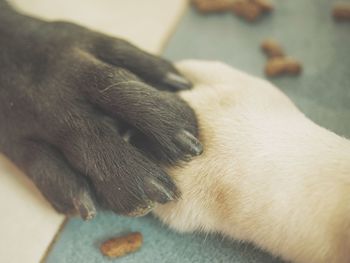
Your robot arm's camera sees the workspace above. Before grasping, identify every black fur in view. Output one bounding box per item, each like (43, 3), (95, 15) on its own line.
(0, 2), (201, 218)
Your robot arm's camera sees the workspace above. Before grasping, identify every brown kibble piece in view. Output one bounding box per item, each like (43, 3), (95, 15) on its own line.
(192, 0), (273, 21)
(333, 3), (350, 21)
(252, 0), (274, 12)
(192, 0), (235, 13)
(232, 0), (262, 21)
(100, 232), (143, 258)
(261, 39), (284, 58)
(265, 57), (302, 77)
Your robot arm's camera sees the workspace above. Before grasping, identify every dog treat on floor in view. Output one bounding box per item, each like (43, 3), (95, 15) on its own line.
(100, 232), (143, 258)
(252, 0), (273, 12)
(261, 39), (284, 58)
(232, 0), (262, 21)
(265, 57), (302, 77)
(333, 3), (350, 21)
(261, 38), (302, 77)
(192, 0), (235, 13)
(192, 0), (273, 21)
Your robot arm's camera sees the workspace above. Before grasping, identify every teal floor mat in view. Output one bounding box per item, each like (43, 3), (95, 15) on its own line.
(46, 213), (282, 263)
(46, 1), (350, 262)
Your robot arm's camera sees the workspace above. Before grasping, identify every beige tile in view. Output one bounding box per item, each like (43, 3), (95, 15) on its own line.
(1, 1), (187, 263)
(0, 155), (64, 263)
(10, 0), (188, 54)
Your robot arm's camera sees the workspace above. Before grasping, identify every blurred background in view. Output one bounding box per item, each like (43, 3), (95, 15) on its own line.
(0, 0), (349, 262)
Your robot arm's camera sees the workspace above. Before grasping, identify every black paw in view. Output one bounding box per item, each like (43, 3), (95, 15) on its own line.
(0, 8), (202, 218)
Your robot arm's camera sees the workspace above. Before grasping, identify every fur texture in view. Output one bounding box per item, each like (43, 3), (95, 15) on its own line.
(0, 2), (201, 218)
(153, 60), (350, 263)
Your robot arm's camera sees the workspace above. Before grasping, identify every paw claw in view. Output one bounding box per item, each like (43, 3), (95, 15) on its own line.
(174, 130), (203, 157)
(73, 190), (97, 220)
(124, 201), (155, 217)
(163, 72), (192, 90)
(147, 178), (180, 204)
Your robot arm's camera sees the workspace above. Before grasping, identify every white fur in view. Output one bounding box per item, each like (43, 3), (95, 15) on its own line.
(153, 60), (350, 263)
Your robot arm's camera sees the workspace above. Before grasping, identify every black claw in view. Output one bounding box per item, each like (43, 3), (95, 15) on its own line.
(125, 201), (155, 217)
(73, 191), (97, 220)
(163, 72), (192, 90)
(148, 178), (179, 204)
(174, 130), (203, 156)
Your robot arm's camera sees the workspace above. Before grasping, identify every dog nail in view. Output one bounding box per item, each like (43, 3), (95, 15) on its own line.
(125, 201), (155, 217)
(174, 130), (203, 156)
(148, 178), (179, 204)
(163, 72), (192, 90)
(73, 191), (97, 220)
